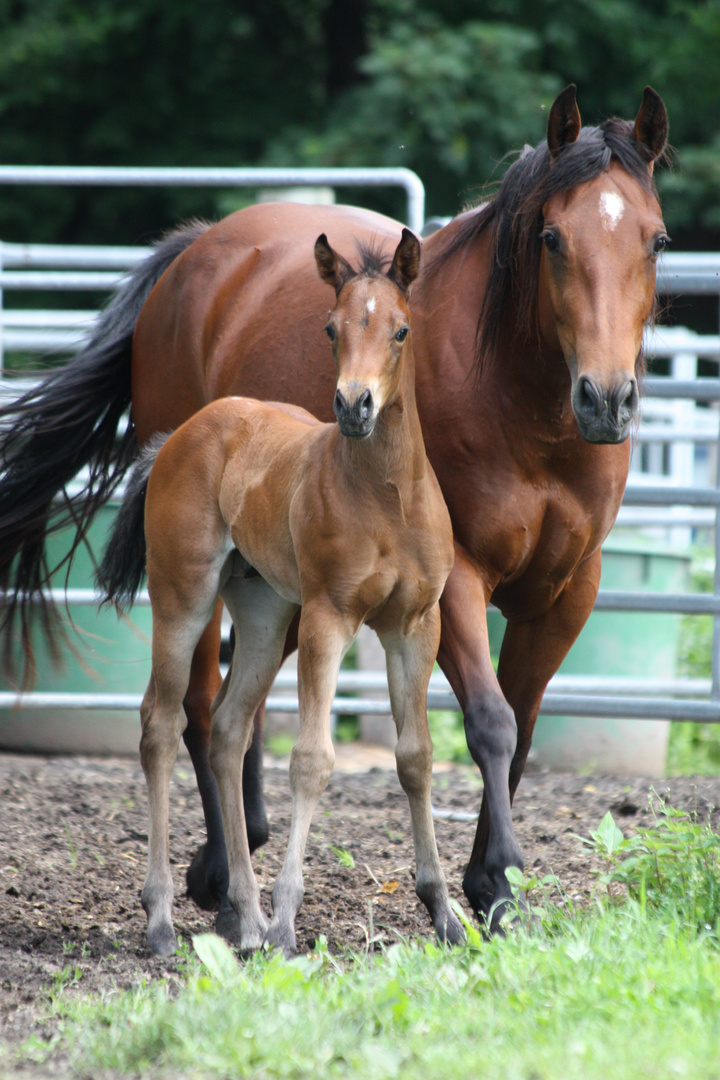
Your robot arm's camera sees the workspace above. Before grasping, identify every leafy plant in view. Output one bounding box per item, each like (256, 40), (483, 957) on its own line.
(578, 799), (720, 937)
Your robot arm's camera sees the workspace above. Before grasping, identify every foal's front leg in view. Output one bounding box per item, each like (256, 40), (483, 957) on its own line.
(141, 604), (214, 955)
(382, 607), (464, 946)
(264, 602), (350, 956)
(210, 577), (299, 954)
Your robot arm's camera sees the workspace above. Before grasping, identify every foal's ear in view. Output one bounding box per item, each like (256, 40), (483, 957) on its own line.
(547, 84), (581, 160)
(314, 234), (356, 297)
(633, 86), (669, 169)
(387, 228), (421, 295)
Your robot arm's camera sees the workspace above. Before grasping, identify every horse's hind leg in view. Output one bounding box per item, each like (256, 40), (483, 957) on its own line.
(265, 602), (348, 957)
(381, 608), (464, 946)
(210, 577), (299, 954)
(181, 603), (241, 941)
(140, 668), (186, 956)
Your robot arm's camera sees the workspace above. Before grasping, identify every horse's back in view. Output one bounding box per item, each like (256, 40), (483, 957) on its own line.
(131, 203), (404, 442)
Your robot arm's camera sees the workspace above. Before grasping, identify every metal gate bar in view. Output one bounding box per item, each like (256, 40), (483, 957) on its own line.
(0, 165), (426, 236)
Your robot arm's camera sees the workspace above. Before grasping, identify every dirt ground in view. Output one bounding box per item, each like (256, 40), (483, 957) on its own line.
(2, 747), (720, 1063)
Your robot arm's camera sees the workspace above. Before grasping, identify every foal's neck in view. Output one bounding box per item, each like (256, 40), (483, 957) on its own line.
(340, 351), (427, 498)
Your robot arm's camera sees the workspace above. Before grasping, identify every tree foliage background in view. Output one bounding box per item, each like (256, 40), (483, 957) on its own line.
(0, 0), (717, 249)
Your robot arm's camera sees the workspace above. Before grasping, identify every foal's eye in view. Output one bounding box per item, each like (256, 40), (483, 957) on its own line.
(652, 234), (671, 257)
(324, 323), (335, 342)
(394, 326), (409, 344)
(540, 230), (559, 253)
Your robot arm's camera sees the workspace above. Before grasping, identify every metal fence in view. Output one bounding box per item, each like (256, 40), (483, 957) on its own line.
(0, 170), (719, 725)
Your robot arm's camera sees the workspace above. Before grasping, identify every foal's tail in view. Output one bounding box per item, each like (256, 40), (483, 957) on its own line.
(96, 432), (171, 612)
(0, 219), (211, 685)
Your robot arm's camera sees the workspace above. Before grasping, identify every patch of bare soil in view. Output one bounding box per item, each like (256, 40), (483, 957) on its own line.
(1, 750), (719, 1065)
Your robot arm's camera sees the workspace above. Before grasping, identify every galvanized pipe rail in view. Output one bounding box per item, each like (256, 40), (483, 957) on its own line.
(0, 165), (426, 236)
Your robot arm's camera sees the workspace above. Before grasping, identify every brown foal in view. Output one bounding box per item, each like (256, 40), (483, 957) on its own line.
(138, 229), (463, 955)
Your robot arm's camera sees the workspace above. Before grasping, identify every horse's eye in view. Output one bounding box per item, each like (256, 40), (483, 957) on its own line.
(540, 230), (559, 253)
(324, 324), (335, 342)
(653, 234), (671, 256)
(394, 326), (409, 344)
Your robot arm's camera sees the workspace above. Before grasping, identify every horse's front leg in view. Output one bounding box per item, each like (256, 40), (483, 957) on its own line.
(264, 602), (351, 957)
(437, 546), (522, 931)
(380, 607), (464, 945)
(210, 578), (299, 954)
(186, 609), (301, 925)
(497, 550), (601, 802)
(141, 599), (215, 955)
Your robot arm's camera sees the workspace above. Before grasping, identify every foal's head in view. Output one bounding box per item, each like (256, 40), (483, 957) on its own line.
(315, 229), (420, 439)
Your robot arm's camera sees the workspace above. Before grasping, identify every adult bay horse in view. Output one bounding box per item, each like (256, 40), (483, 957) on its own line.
(0, 86), (669, 931)
(130, 230), (462, 955)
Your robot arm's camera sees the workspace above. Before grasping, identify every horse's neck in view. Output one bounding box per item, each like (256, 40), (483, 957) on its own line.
(339, 363), (428, 502)
(419, 226), (575, 443)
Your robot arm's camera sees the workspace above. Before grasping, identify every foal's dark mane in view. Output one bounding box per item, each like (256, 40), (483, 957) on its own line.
(354, 242), (392, 277)
(426, 118), (666, 375)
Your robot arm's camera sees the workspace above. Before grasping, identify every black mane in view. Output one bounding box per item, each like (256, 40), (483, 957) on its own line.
(426, 118), (667, 374)
(353, 241), (392, 279)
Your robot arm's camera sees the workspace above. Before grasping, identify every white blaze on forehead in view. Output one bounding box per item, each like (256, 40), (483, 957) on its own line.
(366, 296), (376, 314)
(599, 190), (625, 232)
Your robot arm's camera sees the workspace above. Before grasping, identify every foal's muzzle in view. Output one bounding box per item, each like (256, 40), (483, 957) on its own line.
(334, 388), (376, 438)
(571, 374), (639, 444)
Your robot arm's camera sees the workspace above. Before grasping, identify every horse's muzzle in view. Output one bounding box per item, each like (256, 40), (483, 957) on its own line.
(571, 374), (638, 444)
(334, 388), (376, 439)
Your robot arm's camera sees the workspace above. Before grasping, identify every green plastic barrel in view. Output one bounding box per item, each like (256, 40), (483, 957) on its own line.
(0, 503), (152, 754)
(488, 535), (691, 775)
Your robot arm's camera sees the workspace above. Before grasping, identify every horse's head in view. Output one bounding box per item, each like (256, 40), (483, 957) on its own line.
(538, 85), (669, 443)
(314, 229), (420, 438)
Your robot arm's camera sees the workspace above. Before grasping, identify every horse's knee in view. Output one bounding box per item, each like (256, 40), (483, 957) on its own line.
(395, 726), (432, 796)
(140, 708), (184, 772)
(463, 693), (517, 771)
(208, 709), (247, 771)
(289, 740), (334, 796)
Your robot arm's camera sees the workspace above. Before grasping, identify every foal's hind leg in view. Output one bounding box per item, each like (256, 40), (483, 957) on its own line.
(182, 603), (243, 942)
(210, 577), (299, 954)
(381, 607), (464, 946)
(264, 602), (350, 956)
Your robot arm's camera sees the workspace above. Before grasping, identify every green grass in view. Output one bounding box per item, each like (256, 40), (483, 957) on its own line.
(17, 801), (720, 1080)
(665, 552), (720, 775)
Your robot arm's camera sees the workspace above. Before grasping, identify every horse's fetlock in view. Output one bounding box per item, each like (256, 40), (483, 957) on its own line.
(141, 878), (173, 915)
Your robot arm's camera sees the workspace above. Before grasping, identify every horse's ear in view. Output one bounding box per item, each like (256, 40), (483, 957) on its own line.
(547, 84), (581, 160)
(387, 228), (421, 295)
(633, 86), (669, 169)
(314, 233), (355, 297)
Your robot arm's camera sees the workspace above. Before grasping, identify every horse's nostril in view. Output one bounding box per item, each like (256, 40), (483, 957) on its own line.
(615, 379), (638, 418)
(358, 389), (373, 421)
(577, 376), (601, 418)
(333, 389), (347, 419)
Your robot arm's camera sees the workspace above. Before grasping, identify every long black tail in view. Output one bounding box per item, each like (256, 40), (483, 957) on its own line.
(96, 431), (171, 612)
(0, 219), (211, 684)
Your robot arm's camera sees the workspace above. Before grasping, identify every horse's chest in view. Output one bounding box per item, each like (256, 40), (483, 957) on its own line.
(300, 522), (449, 628)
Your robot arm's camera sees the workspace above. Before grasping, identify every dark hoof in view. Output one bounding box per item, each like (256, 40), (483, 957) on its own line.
(185, 845), (219, 911)
(215, 898), (242, 944)
(463, 866), (518, 936)
(436, 911), (466, 947)
(487, 897), (519, 935)
(263, 923), (297, 959)
(147, 923), (177, 957)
